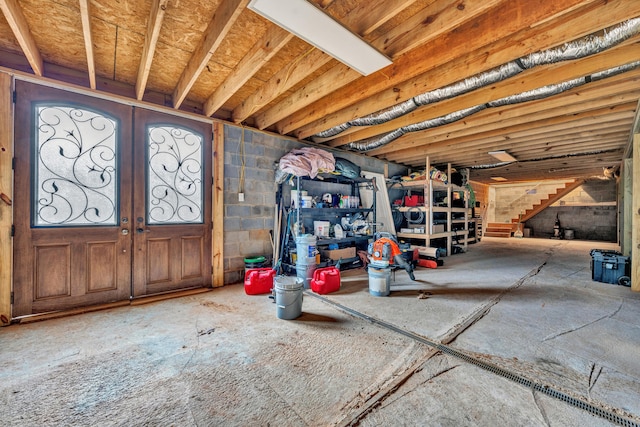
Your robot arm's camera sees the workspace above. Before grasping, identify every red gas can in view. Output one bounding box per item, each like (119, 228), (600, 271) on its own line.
(310, 266), (341, 294)
(244, 268), (276, 295)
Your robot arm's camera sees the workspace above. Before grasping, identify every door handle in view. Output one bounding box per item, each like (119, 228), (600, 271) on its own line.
(136, 228), (150, 234)
(121, 229), (129, 235)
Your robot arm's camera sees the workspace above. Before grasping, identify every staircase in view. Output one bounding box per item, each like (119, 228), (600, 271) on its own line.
(484, 222), (516, 238)
(510, 179), (585, 225)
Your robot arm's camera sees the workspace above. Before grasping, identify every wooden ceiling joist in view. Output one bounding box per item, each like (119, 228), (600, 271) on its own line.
(204, 25), (293, 117)
(135, 0), (169, 100)
(293, 0), (639, 140)
(172, 0), (248, 109)
(230, 0), (418, 124)
(0, 0), (43, 76)
(364, 73), (640, 156)
(324, 42), (640, 148)
(78, 0), (96, 89)
(0, 0), (637, 184)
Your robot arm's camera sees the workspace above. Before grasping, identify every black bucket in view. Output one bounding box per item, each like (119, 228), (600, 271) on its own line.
(244, 256), (268, 273)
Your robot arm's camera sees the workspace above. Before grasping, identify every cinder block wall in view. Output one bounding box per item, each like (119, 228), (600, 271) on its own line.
(490, 178), (617, 241)
(524, 179), (617, 241)
(493, 180), (574, 223)
(222, 125), (405, 285)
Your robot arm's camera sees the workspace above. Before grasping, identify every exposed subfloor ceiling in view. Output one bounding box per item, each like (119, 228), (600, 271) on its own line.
(0, 0), (639, 183)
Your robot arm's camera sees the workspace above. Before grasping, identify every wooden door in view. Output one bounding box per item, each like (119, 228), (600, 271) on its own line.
(13, 81), (133, 316)
(12, 82), (212, 317)
(131, 108), (212, 297)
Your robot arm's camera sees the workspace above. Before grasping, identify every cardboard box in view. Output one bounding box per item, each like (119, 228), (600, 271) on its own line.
(320, 247), (356, 260)
(432, 224), (445, 233)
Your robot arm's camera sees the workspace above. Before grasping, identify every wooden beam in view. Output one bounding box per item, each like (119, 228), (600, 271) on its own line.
(364, 73), (640, 155)
(212, 122), (224, 287)
(135, 0), (169, 100)
(633, 133), (640, 292)
(0, 72), (13, 325)
(387, 120), (633, 164)
(236, 0), (414, 126)
(257, 0), (513, 131)
(204, 25), (293, 117)
(289, 0), (633, 139)
(377, 0), (505, 58)
(325, 43), (640, 147)
(0, 0), (43, 76)
(231, 47), (332, 124)
(78, 0), (96, 89)
(172, 0), (248, 109)
(349, 0), (416, 36)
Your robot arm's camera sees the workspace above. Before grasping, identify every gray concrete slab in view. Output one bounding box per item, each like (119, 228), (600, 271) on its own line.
(1, 237), (638, 426)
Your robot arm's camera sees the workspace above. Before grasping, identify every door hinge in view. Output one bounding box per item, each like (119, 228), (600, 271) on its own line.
(211, 266), (214, 274)
(10, 292), (14, 304)
(12, 91), (16, 104)
(12, 157), (16, 170)
(10, 225), (15, 237)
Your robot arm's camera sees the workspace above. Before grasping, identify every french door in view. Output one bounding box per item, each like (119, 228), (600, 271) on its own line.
(13, 81), (211, 317)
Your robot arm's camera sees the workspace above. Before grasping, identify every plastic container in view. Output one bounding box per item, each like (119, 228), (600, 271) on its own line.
(564, 229), (575, 240)
(310, 266), (341, 294)
(368, 266), (391, 296)
(274, 276), (303, 320)
(296, 262), (317, 289)
(296, 235), (317, 260)
(244, 256), (267, 272)
(244, 268), (275, 295)
(313, 221), (331, 237)
(590, 249), (631, 285)
(301, 196), (313, 208)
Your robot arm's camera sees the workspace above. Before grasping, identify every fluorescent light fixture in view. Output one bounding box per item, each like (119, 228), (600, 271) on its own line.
(488, 150), (517, 163)
(248, 0), (392, 76)
(490, 176), (508, 182)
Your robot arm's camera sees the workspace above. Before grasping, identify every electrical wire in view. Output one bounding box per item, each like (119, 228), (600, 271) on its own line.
(239, 126), (245, 194)
(404, 206), (424, 224)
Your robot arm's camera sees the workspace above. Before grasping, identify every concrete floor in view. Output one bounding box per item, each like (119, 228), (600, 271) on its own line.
(1, 238), (639, 426)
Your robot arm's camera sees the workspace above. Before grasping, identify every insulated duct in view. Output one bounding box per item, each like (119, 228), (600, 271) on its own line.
(347, 61), (640, 152)
(469, 149), (622, 170)
(313, 18), (640, 142)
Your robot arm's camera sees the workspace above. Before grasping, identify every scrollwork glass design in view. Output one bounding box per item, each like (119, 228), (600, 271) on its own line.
(147, 125), (203, 224)
(34, 105), (118, 226)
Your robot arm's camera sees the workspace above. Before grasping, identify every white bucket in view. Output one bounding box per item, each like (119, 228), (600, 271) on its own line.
(368, 266), (391, 296)
(290, 190), (308, 208)
(296, 234), (317, 259)
(301, 196), (313, 208)
(296, 262), (317, 289)
(564, 229), (575, 240)
(313, 220), (331, 237)
(274, 276), (303, 320)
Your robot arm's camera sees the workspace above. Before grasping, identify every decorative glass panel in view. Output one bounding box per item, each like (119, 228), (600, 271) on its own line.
(147, 125), (203, 224)
(34, 105), (118, 226)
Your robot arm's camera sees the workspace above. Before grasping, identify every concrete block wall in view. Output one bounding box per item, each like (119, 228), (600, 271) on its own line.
(551, 178), (616, 206)
(524, 205), (617, 241)
(222, 124), (406, 285)
(493, 180), (574, 223)
(524, 178), (617, 241)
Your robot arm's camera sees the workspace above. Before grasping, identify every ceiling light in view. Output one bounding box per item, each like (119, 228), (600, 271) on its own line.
(490, 176), (508, 182)
(488, 150), (517, 163)
(248, 0), (392, 76)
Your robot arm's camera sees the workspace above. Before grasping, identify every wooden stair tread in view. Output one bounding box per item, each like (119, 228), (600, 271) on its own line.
(484, 231), (511, 238)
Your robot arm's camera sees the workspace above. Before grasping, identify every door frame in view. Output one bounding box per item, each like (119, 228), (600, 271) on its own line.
(0, 71), (225, 322)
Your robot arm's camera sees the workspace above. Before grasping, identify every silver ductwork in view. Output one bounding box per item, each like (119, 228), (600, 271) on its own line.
(314, 18), (640, 145)
(470, 149), (622, 170)
(347, 61), (640, 152)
